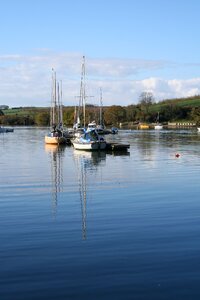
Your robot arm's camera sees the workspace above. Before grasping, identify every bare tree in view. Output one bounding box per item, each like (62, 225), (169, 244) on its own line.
(138, 92), (154, 121)
(139, 92), (154, 105)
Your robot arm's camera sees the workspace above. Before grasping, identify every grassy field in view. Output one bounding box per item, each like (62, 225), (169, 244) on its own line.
(148, 97), (200, 113)
(3, 107), (48, 116)
(160, 97), (200, 107)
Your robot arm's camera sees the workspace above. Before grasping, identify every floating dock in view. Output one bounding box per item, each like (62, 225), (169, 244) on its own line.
(106, 142), (130, 151)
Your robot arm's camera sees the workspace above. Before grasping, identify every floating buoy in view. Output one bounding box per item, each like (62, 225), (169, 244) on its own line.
(175, 153), (180, 158)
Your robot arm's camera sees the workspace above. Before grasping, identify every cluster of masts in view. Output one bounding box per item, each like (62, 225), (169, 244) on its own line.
(50, 69), (63, 131)
(45, 57), (119, 150)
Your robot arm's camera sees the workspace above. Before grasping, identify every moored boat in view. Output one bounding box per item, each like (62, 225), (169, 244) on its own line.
(154, 112), (163, 129)
(87, 121), (97, 131)
(0, 126), (14, 133)
(111, 127), (118, 134)
(45, 69), (68, 145)
(45, 130), (67, 145)
(138, 123), (149, 129)
(154, 124), (163, 130)
(71, 129), (107, 151)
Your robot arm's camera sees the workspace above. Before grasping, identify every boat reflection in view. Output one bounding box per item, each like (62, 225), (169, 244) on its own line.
(73, 151), (106, 240)
(45, 144), (65, 217)
(74, 150), (106, 169)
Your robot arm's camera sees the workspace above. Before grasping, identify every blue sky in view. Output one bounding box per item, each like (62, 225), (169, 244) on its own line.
(1, 0), (200, 107)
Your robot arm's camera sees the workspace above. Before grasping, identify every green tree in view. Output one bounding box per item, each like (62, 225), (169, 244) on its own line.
(63, 107), (74, 126)
(190, 107), (200, 125)
(160, 104), (189, 122)
(35, 112), (50, 126)
(104, 105), (126, 125)
(125, 105), (139, 122)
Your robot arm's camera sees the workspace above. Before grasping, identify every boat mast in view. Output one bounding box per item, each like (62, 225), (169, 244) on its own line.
(79, 56), (86, 128)
(57, 81), (60, 127)
(78, 56), (93, 128)
(60, 80), (63, 128)
(50, 72), (53, 128)
(99, 87), (103, 126)
(83, 56), (86, 128)
(58, 80), (63, 129)
(51, 69), (55, 128)
(156, 112), (160, 123)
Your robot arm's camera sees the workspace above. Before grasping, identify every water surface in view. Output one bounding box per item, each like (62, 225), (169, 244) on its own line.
(1, 127), (200, 299)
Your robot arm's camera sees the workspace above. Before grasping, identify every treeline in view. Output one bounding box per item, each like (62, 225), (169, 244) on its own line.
(1, 96), (200, 126)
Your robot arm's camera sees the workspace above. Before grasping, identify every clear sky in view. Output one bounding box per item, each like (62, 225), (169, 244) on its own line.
(1, 0), (200, 107)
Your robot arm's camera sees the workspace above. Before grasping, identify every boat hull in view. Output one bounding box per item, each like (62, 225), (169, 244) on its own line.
(72, 140), (107, 151)
(138, 124), (149, 129)
(0, 127), (14, 133)
(154, 125), (163, 130)
(45, 135), (66, 145)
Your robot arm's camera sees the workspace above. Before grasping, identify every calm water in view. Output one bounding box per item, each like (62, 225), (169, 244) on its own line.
(1, 127), (200, 300)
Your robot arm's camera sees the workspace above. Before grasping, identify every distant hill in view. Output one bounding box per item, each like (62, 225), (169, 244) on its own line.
(3, 95), (200, 113)
(149, 96), (200, 113)
(1, 95), (200, 126)
(158, 95), (200, 107)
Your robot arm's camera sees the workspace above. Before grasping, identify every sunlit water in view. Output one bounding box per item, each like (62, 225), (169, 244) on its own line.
(1, 127), (200, 300)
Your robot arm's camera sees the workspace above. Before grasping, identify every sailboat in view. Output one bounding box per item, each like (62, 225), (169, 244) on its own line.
(72, 129), (107, 150)
(71, 57), (107, 150)
(154, 112), (163, 130)
(73, 105), (85, 137)
(91, 88), (106, 134)
(86, 88), (103, 133)
(87, 88), (110, 134)
(45, 69), (68, 145)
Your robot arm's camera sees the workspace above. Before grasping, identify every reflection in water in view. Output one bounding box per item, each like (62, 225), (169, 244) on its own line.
(133, 131), (154, 160)
(45, 144), (65, 217)
(73, 151), (106, 239)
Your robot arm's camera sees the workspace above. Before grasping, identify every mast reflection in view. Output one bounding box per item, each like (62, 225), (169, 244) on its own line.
(45, 144), (65, 217)
(73, 150), (106, 240)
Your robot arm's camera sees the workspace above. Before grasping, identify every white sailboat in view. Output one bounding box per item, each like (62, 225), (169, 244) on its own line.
(86, 91), (110, 135)
(87, 120), (97, 131)
(154, 112), (163, 130)
(154, 124), (163, 130)
(87, 88), (109, 134)
(73, 105), (85, 137)
(72, 129), (107, 150)
(45, 70), (67, 145)
(71, 57), (107, 150)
